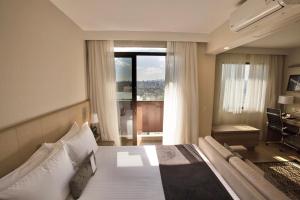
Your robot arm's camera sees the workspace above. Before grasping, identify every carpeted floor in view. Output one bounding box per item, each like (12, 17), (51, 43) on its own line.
(256, 161), (300, 200)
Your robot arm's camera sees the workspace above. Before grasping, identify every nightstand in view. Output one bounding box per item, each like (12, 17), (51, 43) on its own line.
(97, 140), (115, 146)
(94, 132), (114, 146)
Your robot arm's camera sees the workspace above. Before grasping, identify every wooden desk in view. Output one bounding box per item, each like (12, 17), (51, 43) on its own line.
(283, 118), (300, 128)
(97, 140), (115, 146)
(212, 124), (260, 149)
(282, 119), (300, 150)
(266, 118), (300, 142)
(283, 118), (300, 135)
(95, 136), (115, 146)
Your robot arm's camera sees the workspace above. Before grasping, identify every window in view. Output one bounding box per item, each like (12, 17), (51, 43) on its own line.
(114, 48), (166, 145)
(221, 62), (267, 114)
(137, 56), (165, 101)
(115, 57), (132, 100)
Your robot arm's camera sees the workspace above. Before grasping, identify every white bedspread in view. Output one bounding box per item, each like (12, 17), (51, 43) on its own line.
(66, 145), (238, 200)
(75, 146), (165, 200)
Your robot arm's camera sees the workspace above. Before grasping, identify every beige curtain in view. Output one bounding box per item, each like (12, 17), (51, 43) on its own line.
(214, 53), (284, 139)
(264, 55), (284, 108)
(86, 40), (121, 146)
(262, 55), (284, 139)
(163, 41), (199, 145)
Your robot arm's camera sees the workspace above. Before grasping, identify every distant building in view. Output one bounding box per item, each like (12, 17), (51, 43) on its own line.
(123, 86), (132, 92)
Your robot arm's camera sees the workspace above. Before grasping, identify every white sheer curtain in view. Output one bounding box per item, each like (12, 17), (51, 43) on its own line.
(163, 41), (199, 145)
(214, 53), (284, 138)
(87, 40), (121, 146)
(244, 55), (269, 112)
(220, 54), (248, 114)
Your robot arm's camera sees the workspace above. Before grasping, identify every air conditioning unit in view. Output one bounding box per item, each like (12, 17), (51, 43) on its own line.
(230, 0), (300, 32)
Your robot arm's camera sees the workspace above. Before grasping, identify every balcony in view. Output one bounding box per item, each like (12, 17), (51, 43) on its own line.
(137, 101), (163, 145)
(118, 101), (164, 146)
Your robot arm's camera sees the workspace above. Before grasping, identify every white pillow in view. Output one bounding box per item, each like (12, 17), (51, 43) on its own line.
(63, 122), (98, 167)
(59, 122), (80, 142)
(0, 143), (54, 191)
(0, 145), (75, 200)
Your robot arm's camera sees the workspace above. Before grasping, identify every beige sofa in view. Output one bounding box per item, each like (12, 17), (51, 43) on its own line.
(198, 136), (289, 200)
(205, 135), (264, 175)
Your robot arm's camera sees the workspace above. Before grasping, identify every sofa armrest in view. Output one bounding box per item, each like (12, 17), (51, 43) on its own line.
(244, 159), (265, 176)
(198, 138), (266, 200)
(229, 157), (289, 200)
(204, 136), (233, 160)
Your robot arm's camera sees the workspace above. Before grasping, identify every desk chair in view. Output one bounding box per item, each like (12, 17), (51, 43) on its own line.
(266, 108), (296, 149)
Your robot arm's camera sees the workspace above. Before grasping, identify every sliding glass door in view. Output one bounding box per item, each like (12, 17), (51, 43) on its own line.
(136, 55), (165, 145)
(115, 56), (136, 145)
(115, 51), (166, 145)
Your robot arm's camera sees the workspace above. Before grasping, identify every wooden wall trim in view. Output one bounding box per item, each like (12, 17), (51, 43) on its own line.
(0, 100), (90, 133)
(288, 64), (300, 68)
(0, 100), (90, 177)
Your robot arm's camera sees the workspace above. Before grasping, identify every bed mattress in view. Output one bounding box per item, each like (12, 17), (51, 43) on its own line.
(67, 145), (238, 200)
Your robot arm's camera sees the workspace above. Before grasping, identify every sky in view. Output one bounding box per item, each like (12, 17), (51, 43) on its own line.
(115, 56), (166, 82)
(115, 57), (132, 81)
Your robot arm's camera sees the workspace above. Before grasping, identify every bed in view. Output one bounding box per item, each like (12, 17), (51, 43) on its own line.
(0, 101), (290, 200)
(70, 145), (237, 200)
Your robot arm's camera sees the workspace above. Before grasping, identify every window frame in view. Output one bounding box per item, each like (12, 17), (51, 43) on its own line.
(114, 52), (166, 102)
(221, 62), (252, 113)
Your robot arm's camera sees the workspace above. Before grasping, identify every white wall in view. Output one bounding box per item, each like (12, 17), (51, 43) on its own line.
(286, 48), (300, 66)
(0, 0), (216, 136)
(283, 47), (300, 112)
(0, 0), (87, 129)
(84, 31), (208, 42)
(208, 9), (300, 54)
(227, 47), (289, 55)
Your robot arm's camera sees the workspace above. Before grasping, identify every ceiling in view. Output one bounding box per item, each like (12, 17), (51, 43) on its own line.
(245, 20), (300, 49)
(50, 0), (239, 33)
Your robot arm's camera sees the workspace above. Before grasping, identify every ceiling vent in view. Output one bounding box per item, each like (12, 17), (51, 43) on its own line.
(230, 0), (300, 32)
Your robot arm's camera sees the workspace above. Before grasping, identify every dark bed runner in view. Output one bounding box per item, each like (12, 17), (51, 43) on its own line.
(155, 144), (233, 200)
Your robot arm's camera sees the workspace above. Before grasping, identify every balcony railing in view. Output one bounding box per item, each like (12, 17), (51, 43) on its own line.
(137, 101), (164, 133)
(136, 101), (163, 145)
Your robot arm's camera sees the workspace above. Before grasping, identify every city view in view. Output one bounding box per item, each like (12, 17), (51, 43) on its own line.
(137, 80), (164, 101)
(115, 56), (165, 101)
(116, 80), (164, 101)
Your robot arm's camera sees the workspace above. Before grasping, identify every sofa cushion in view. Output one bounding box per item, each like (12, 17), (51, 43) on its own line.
(244, 159), (265, 176)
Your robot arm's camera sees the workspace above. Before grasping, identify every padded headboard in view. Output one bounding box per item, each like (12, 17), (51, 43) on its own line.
(0, 100), (90, 178)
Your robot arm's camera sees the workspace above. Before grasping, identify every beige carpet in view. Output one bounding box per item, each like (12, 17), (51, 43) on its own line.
(256, 161), (300, 200)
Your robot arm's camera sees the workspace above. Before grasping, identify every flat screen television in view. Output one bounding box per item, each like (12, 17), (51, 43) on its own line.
(287, 74), (300, 91)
